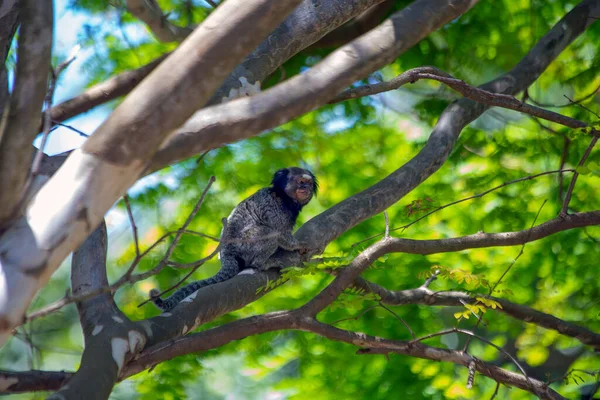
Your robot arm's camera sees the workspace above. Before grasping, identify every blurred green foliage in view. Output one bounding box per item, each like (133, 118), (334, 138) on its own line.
(2, 0), (600, 399)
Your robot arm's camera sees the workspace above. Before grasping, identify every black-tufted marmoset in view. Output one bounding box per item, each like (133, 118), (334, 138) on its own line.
(150, 167), (318, 311)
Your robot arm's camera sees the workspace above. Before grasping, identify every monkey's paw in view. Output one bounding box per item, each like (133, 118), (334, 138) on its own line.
(296, 242), (314, 256)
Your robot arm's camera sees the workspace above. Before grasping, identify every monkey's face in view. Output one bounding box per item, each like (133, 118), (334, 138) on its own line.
(290, 173), (314, 204)
(272, 167), (318, 206)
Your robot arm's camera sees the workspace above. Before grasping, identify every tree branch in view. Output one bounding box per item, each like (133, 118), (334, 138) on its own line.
(330, 66), (591, 131)
(0, 0), (53, 227)
(0, 0), (19, 120)
(50, 222), (126, 399)
(375, 211), (600, 255)
(122, 312), (566, 400)
(126, 0), (193, 42)
(309, 0), (394, 48)
(149, 0), (479, 171)
(561, 136), (599, 215)
(112, 0), (599, 370)
(351, 278), (600, 350)
(303, 320), (565, 400)
(48, 0), (385, 126)
(48, 54), (167, 125)
(287, 0), (600, 254)
(0, 0), (304, 346)
(0, 369), (73, 394)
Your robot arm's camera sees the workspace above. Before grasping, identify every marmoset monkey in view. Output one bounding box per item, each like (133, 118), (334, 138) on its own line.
(150, 167), (318, 311)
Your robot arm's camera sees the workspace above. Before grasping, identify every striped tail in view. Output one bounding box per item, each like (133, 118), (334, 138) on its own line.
(150, 267), (239, 312)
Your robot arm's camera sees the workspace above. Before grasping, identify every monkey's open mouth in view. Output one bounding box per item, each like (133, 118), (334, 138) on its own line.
(296, 189), (310, 199)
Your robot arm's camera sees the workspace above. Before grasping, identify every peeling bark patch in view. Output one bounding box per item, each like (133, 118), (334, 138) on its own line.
(111, 337), (129, 374)
(0, 377), (18, 391)
(182, 324), (189, 335)
(192, 317), (203, 331)
(139, 320), (153, 338)
(112, 315), (124, 323)
(182, 291), (197, 303)
(220, 76), (261, 103)
(92, 325), (104, 336)
(128, 330), (145, 353)
(238, 268), (257, 275)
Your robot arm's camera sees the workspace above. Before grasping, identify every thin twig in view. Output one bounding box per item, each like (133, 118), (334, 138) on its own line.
(564, 95), (600, 119)
(137, 219), (226, 307)
(463, 200), (547, 351)
(525, 83), (600, 108)
(412, 328), (536, 395)
(196, 150), (210, 165)
(383, 210), (390, 238)
(561, 135), (598, 216)
(378, 302), (415, 339)
(25, 179), (217, 323)
(458, 299), (486, 325)
(30, 46), (80, 178)
(331, 67), (591, 132)
(50, 121), (90, 137)
(120, 176), (216, 283)
(421, 269), (440, 288)
(164, 176), (216, 262)
(558, 137), (570, 201)
(123, 195), (140, 258)
(353, 169), (573, 247)
(489, 382), (500, 399)
(25, 231), (218, 322)
(332, 304), (379, 325)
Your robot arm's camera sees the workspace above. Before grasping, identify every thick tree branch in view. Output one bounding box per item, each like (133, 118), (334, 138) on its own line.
(301, 320), (565, 400)
(48, 0), (385, 126)
(50, 222), (148, 399)
(122, 312), (565, 400)
(49, 54), (167, 124)
(376, 211), (600, 255)
(0, 0), (53, 227)
(302, 210), (600, 346)
(309, 0), (395, 48)
(149, 0), (479, 171)
(330, 66), (591, 131)
(0, 0), (304, 346)
(123, 311), (297, 377)
(289, 0), (600, 252)
(0, 0), (19, 119)
(126, 0), (193, 42)
(0, 369), (73, 394)
(130, 0), (473, 343)
(121, 0), (599, 366)
(50, 223), (122, 399)
(351, 278), (600, 350)
(299, 238), (393, 316)
(3, 276), (590, 397)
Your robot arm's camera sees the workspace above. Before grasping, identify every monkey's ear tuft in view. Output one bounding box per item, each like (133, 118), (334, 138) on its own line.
(272, 168), (289, 189)
(311, 172), (319, 196)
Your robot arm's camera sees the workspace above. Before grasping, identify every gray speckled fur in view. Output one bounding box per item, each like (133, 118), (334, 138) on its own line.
(152, 168), (316, 311)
